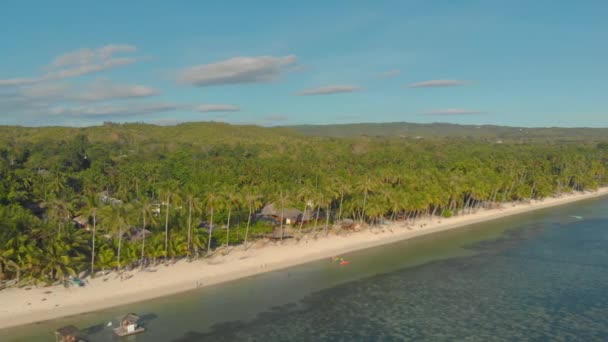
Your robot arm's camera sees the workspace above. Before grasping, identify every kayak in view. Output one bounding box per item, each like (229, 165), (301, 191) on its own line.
(339, 261), (350, 265)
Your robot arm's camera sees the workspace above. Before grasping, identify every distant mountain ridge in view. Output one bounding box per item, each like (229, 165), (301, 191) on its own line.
(288, 122), (608, 142)
(0, 121), (606, 145)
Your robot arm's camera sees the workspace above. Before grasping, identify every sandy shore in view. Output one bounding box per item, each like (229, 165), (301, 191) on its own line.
(1, 188), (607, 330)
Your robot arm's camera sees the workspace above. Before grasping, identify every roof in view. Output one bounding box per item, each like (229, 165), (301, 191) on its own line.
(55, 325), (80, 336)
(128, 228), (152, 242)
(72, 215), (88, 225)
(260, 203), (302, 220)
(121, 313), (140, 324)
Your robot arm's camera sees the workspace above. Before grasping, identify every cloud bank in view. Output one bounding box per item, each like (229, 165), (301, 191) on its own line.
(177, 55), (297, 87)
(298, 85), (361, 96)
(0, 44), (139, 86)
(193, 104), (240, 112)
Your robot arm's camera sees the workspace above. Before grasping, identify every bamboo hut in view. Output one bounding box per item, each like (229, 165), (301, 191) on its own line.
(259, 203), (302, 225)
(113, 313), (145, 337)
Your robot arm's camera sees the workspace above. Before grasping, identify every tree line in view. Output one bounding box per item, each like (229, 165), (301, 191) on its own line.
(0, 125), (606, 286)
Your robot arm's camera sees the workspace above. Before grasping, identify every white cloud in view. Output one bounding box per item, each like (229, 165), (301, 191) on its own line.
(48, 102), (179, 117)
(193, 104), (240, 112)
(73, 79), (158, 101)
(408, 80), (468, 88)
(298, 85), (361, 96)
(0, 44), (138, 87)
(0, 77), (41, 86)
(380, 69), (400, 78)
(19, 79), (159, 102)
(177, 55), (297, 86)
(423, 108), (485, 115)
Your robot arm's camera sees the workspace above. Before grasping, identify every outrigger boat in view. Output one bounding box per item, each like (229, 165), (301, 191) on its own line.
(113, 313), (145, 337)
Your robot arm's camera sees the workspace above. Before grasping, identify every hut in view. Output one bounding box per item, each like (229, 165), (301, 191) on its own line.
(72, 215), (89, 230)
(113, 313), (145, 337)
(128, 227), (152, 243)
(259, 203), (302, 225)
(55, 325), (86, 342)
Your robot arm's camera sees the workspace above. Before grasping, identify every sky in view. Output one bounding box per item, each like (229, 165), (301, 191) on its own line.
(0, 0), (607, 128)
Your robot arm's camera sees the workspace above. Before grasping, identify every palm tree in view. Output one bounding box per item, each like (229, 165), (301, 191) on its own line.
(224, 190), (241, 247)
(296, 186), (313, 238)
(136, 197), (156, 268)
(40, 239), (77, 283)
(100, 204), (131, 268)
(356, 177), (377, 224)
(42, 196), (73, 237)
(80, 191), (100, 276)
(203, 191), (221, 254)
(277, 189), (291, 241)
(184, 192), (202, 258)
(243, 190), (262, 248)
(160, 185), (182, 260)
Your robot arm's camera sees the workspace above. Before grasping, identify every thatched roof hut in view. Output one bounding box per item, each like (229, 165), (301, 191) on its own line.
(55, 325), (85, 342)
(259, 203), (302, 223)
(128, 228), (152, 242)
(72, 215), (89, 229)
(120, 313), (141, 326)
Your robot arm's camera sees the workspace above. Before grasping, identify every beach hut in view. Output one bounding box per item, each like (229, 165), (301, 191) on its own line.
(55, 325), (86, 342)
(113, 313), (145, 337)
(72, 215), (89, 230)
(259, 203), (303, 225)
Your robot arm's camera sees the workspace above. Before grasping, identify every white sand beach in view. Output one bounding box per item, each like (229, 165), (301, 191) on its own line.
(1, 188), (607, 330)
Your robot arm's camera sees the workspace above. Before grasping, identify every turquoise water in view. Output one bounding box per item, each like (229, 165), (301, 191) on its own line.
(2, 197), (607, 341)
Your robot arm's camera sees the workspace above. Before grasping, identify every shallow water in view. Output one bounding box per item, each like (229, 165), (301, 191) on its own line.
(2, 197), (607, 341)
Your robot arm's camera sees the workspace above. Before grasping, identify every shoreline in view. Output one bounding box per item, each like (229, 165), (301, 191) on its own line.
(1, 188), (607, 330)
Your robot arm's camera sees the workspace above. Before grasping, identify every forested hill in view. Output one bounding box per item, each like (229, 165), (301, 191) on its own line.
(1, 120), (607, 285)
(0, 122), (299, 146)
(290, 122), (608, 142)
(2, 121), (608, 147)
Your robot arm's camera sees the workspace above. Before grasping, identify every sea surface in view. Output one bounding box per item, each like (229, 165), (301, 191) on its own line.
(2, 197), (607, 341)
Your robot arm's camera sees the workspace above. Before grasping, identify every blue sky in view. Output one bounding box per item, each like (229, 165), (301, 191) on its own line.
(1, 0), (606, 127)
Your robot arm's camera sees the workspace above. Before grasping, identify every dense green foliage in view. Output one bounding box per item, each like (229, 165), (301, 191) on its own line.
(292, 122), (608, 143)
(0, 122), (606, 286)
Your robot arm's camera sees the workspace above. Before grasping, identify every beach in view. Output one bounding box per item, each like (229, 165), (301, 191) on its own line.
(1, 188), (607, 330)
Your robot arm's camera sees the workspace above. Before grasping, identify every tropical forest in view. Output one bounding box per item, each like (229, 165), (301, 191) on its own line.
(1, 122), (607, 286)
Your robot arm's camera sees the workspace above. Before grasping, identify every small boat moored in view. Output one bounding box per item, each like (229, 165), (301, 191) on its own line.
(54, 325), (87, 342)
(113, 313), (145, 337)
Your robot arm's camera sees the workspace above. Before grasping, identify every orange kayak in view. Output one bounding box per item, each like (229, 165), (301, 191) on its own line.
(339, 261), (350, 265)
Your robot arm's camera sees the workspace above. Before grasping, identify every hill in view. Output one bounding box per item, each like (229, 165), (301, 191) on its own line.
(289, 122), (608, 143)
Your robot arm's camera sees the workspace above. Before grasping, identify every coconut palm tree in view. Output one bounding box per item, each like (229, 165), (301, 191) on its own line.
(243, 190), (262, 248)
(42, 196), (73, 237)
(80, 191), (100, 276)
(100, 204), (131, 268)
(203, 191), (221, 254)
(183, 191), (202, 258)
(356, 177), (377, 224)
(223, 189), (241, 247)
(136, 197), (157, 268)
(160, 184), (182, 260)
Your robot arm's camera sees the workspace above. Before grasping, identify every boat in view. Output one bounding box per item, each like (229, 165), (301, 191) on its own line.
(54, 325), (87, 342)
(113, 313), (145, 337)
(339, 260), (350, 265)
